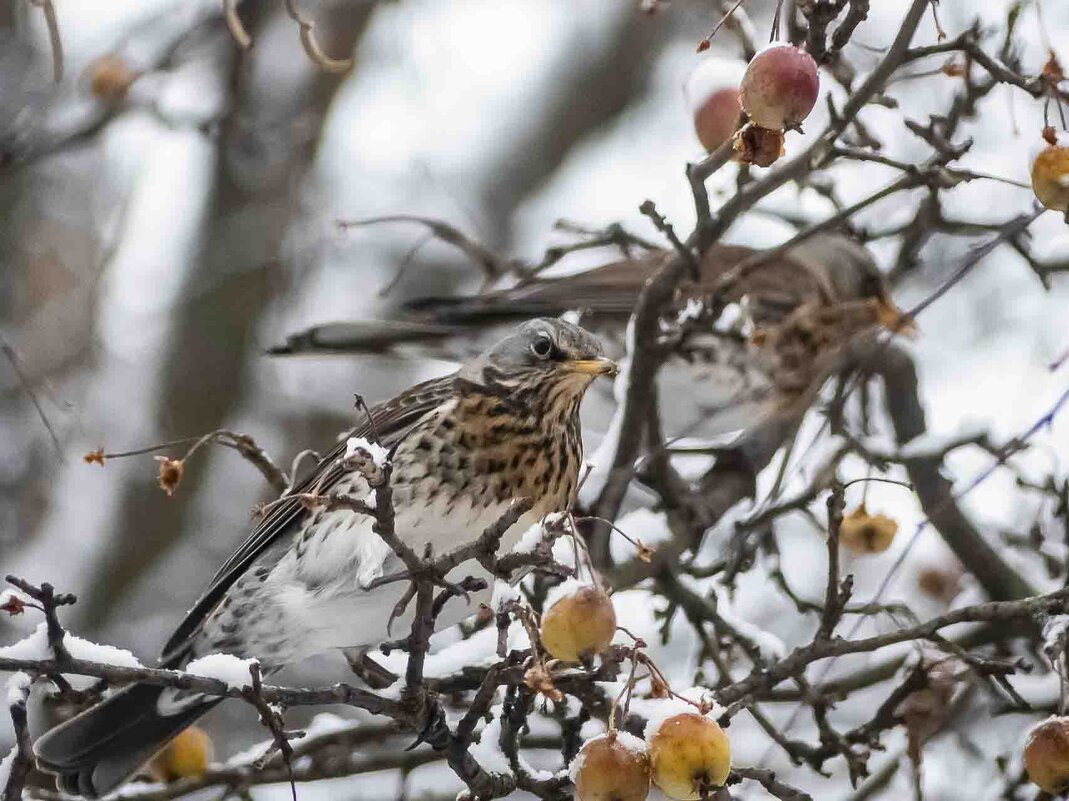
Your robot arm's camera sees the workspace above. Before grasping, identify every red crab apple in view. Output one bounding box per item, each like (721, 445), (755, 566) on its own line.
(740, 42), (819, 130)
(649, 713), (731, 800)
(569, 730), (651, 801)
(539, 583), (617, 662)
(685, 58), (746, 152)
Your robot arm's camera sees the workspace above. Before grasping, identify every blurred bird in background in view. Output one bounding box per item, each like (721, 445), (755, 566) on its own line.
(34, 319), (615, 798)
(270, 234), (909, 442)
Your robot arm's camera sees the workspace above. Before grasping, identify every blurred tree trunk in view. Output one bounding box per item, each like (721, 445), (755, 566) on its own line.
(479, 7), (665, 248)
(80, 4), (377, 629)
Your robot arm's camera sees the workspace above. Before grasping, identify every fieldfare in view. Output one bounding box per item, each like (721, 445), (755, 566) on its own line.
(271, 234), (907, 438)
(35, 319), (615, 798)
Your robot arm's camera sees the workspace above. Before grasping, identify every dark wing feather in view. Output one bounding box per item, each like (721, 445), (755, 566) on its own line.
(160, 374), (458, 664)
(401, 242), (830, 325)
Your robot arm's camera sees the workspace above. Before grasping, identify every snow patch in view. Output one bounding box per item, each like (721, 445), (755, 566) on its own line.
(6, 672), (31, 705)
(0, 748), (16, 795)
(344, 436), (390, 468)
(469, 712), (513, 777)
(513, 512), (567, 554)
(0, 589), (28, 611)
(683, 57), (746, 114)
(542, 578), (589, 614)
(568, 729), (649, 783)
(491, 580), (519, 611)
(632, 690), (723, 742)
(184, 653), (258, 689)
(0, 622), (142, 668)
(897, 423), (988, 459)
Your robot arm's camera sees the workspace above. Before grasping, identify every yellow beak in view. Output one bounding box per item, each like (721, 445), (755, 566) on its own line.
(568, 357), (618, 377)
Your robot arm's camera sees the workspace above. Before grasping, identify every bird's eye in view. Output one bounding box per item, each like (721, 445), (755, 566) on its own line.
(530, 334), (554, 360)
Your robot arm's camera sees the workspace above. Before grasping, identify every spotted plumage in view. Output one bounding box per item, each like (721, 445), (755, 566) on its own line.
(35, 318), (614, 798)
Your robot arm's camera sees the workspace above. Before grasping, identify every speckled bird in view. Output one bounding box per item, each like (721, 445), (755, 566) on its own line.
(34, 318), (615, 798)
(270, 234), (907, 439)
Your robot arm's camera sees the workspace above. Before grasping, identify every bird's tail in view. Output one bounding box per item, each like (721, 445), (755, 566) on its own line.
(265, 319), (464, 356)
(34, 682), (219, 798)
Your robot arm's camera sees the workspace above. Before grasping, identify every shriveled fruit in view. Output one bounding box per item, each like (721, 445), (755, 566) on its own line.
(740, 43), (819, 130)
(733, 124), (785, 167)
(148, 725), (213, 782)
(539, 583), (617, 662)
(1032, 143), (1069, 215)
(839, 503), (897, 555)
(1024, 717), (1069, 794)
(649, 713), (730, 800)
(569, 730), (651, 801)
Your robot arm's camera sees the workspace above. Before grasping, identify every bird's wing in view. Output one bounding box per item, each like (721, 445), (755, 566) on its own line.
(159, 374), (458, 663)
(265, 236), (862, 356)
(400, 241), (831, 323)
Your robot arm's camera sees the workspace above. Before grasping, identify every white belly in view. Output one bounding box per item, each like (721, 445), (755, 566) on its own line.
(262, 488), (540, 655)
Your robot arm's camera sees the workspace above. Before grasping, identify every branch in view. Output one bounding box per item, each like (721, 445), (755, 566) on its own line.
(27, 0), (64, 81)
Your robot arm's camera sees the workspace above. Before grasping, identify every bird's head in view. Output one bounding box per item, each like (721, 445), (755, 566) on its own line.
(459, 318), (616, 398)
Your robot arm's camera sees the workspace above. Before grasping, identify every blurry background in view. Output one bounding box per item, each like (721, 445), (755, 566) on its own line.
(2, 1), (1069, 798)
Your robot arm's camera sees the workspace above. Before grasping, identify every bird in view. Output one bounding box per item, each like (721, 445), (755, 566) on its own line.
(269, 234), (908, 440)
(34, 318), (615, 798)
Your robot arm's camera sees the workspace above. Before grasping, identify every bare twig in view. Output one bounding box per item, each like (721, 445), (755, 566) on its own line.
(28, 0), (64, 81)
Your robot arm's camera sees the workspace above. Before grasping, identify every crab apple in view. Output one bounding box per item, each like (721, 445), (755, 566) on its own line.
(740, 42), (819, 130)
(694, 89), (743, 152)
(147, 725), (213, 782)
(649, 713), (731, 800)
(569, 730), (651, 801)
(1024, 717), (1069, 794)
(539, 583), (617, 662)
(685, 59), (746, 152)
(1031, 141), (1069, 216)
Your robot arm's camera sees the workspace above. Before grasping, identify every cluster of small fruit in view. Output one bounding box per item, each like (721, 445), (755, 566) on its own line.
(536, 583), (730, 801)
(570, 713), (731, 801)
(688, 43), (820, 168)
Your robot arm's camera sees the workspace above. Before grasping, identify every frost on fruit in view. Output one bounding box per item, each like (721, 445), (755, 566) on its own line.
(569, 730), (651, 801)
(740, 42), (819, 130)
(539, 581), (617, 662)
(685, 58), (746, 152)
(648, 712), (731, 801)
